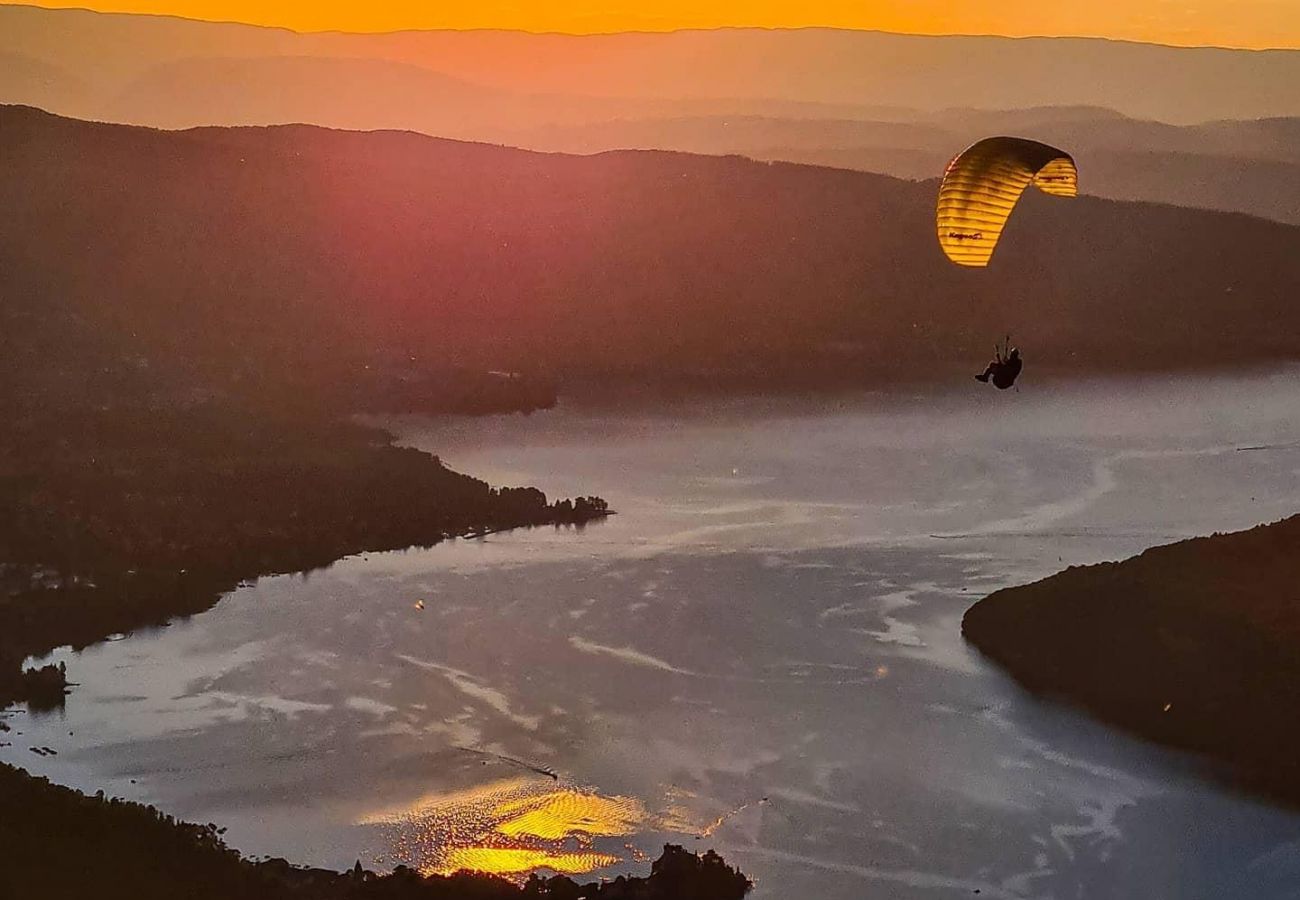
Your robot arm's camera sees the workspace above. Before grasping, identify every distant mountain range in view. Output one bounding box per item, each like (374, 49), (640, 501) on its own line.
(503, 109), (1300, 169)
(3, 106), (1299, 413)
(502, 110), (1300, 225)
(4, 5), (1300, 123)
(3, 5), (1297, 226)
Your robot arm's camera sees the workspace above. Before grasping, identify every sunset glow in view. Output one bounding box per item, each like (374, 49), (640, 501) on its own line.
(11, 0), (1300, 48)
(359, 778), (657, 879)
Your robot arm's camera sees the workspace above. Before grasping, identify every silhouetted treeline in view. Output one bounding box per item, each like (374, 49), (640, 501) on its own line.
(554, 497), (610, 522)
(0, 765), (750, 900)
(0, 403), (590, 575)
(964, 514), (1300, 807)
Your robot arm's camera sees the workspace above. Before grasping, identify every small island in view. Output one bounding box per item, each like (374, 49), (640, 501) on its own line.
(963, 515), (1300, 805)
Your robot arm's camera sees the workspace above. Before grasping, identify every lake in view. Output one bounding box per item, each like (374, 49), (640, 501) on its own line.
(9, 370), (1300, 899)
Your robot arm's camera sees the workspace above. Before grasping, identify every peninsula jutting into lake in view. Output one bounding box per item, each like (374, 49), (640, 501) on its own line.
(964, 514), (1300, 807)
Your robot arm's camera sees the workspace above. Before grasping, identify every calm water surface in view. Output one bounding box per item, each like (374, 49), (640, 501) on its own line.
(9, 371), (1300, 898)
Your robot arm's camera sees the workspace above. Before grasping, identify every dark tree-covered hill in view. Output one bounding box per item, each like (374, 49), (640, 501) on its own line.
(3, 105), (1299, 409)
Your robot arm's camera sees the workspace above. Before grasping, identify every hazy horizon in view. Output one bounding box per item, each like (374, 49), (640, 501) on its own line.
(3, 0), (1300, 50)
(7, 5), (1300, 127)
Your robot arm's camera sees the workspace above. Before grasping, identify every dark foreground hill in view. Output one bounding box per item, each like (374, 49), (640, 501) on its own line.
(963, 516), (1300, 806)
(4, 105), (1300, 406)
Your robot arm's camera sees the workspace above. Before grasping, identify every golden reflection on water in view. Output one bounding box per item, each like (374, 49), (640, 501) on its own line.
(442, 847), (621, 876)
(359, 777), (653, 879)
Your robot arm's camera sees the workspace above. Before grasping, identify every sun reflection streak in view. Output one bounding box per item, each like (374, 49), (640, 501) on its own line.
(442, 847), (621, 876)
(495, 791), (644, 840)
(358, 776), (657, 879)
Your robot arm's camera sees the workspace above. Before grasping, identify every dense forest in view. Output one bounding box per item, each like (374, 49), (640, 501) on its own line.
(4, 105), (1299, 413)
(964, 515), (1300, 806)
(0, 398), (609, 709)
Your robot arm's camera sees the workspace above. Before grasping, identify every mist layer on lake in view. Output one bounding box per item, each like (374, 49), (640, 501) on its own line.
(10, 370), (1300, 898)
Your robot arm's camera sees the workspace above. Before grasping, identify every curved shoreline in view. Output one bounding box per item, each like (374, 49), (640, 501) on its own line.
(0, 761), (751, 899)
(963, 514), (1300, 807)
(0, 405), (737, 898)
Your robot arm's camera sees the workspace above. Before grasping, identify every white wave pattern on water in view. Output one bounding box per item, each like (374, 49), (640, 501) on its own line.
(944, 443), (1271, 541)
(567, 637), (696, 675)
(344, 697), (399, 718)
(205, 691), (333, 718)
(394, 654), (541, 731)
(10, 372), (1300, 899)
(726, 845), (1024, 900)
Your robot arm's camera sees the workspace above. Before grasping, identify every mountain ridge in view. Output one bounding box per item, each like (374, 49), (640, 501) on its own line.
(4, 104), (1299, 418)
(4, 5), (1299, 50)
(5, 5), (1300, 122)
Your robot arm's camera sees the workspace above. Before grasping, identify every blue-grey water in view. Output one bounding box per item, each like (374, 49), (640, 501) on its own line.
(8, 370), (1300, 898)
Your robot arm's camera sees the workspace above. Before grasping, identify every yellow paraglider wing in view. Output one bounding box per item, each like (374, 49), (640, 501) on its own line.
(936, 137), (1078, 268)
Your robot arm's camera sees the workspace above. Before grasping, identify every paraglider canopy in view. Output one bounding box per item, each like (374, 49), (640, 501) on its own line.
(936, 137), (1078, 268)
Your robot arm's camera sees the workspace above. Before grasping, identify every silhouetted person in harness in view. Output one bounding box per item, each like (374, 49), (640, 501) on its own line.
(975, 339), (1023, 390)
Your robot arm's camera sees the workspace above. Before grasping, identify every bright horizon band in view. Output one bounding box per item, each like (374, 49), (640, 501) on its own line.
(6, 0), (1300, 49)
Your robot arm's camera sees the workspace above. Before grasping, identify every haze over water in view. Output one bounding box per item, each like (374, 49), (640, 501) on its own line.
(9, 370), (1300, 898)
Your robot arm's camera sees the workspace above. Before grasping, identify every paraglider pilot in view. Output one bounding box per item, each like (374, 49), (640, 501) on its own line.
(975, 339), (1022, 390)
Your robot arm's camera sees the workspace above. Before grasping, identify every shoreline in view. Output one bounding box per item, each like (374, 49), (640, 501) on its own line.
(963, 514), (1300, 808)
(0, 401), (614, 711)
(0, 405), (714, 898)
(548, 359), (1300, 411)
(0, 760), (751, 899)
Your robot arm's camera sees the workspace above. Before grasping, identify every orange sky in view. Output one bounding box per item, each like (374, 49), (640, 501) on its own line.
(15, 0), (1300, 48)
